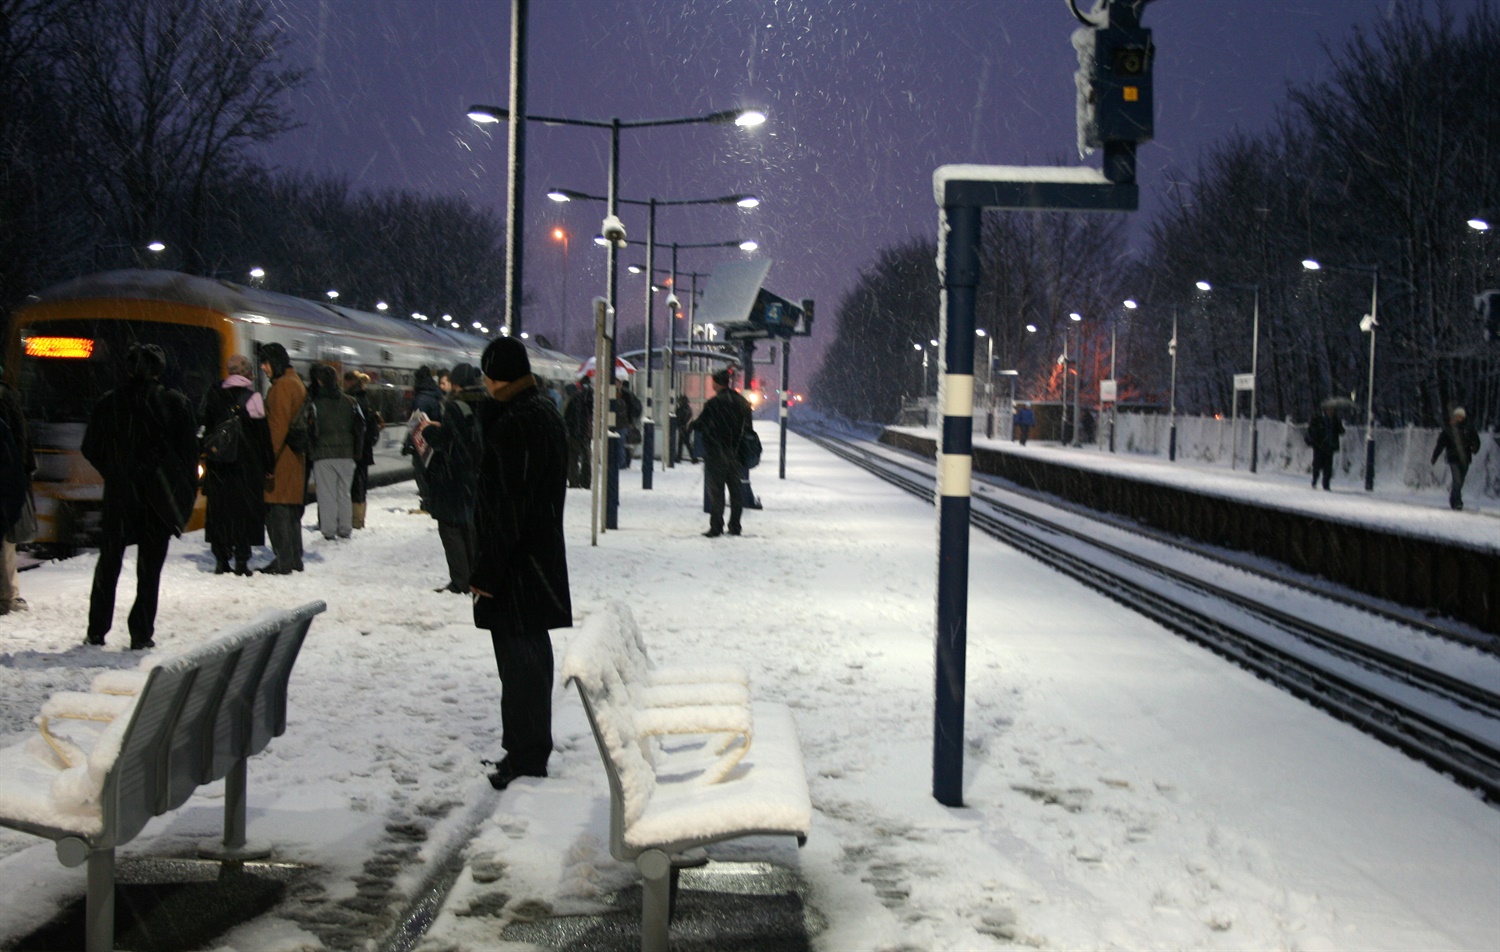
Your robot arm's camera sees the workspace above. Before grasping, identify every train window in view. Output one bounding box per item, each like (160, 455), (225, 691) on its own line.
(18, 319), (219, 423)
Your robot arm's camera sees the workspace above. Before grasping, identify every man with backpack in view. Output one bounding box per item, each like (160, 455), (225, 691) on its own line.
(308, 363), (364, 541)
(696, 368), (753, 538)
(259, 342), (307, 574)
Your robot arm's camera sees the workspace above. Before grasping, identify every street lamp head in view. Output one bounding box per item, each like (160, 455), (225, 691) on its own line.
(376, 301), (388, 312)
(248, 267), (265, 279)
(975, 328), (987, 337)
(734, 195), (761, 208)
(1468, 215), (1491, 232)
(146, 241), (166, 253)
(719, 108), (766, 127)
(467, 105), (507, 124)
(546, 190), (572, 203)
(326, 290), (339, 300)
(738, 240), (759, 252)
(929, 338), (939, 347)
(1195, 280), (1212, 292)
(627, 265), (644, 274)
(552, 227), (566, 241)
(1025, 324), (1037, 333)
(601, 214), (627, 244)
(913, 343), (923, 352)
(1069, 312), (1082, 322)
(1123, 299), (1138, 309)
(1301, 258), (1321, 271)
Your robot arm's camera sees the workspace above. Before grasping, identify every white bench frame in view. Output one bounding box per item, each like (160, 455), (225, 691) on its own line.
(0, 600), (325, 952)
(562, 603), (812, 952)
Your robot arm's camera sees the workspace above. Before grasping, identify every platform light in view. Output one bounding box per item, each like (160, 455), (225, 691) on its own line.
(376, 301), (388, 312)
(326, 290), (339, 300)
(146, 241), (166, 253)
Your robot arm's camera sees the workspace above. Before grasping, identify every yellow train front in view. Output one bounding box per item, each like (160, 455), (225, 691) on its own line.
(4, 270), (577, 551)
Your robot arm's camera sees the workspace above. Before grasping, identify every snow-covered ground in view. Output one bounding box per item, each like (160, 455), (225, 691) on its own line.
(3, 425), (1500, 950)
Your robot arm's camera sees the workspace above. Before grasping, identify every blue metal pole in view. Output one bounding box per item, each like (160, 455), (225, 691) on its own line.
(606, 118), (621, 529)
(642, 199), (656, 490)
(933, 202), (979, 807)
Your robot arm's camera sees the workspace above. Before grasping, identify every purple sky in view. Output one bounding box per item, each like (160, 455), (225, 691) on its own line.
(257, 0), (1456, 393)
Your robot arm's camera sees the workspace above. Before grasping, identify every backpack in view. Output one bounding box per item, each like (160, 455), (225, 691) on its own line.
(740, 427), (763, 469)
(202, 391), (252, 464)
(285, 396), (316, 454)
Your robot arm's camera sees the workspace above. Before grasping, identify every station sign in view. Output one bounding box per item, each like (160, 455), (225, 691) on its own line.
(1233, 373), (1255, 392)
(1100, 379), (1117, 402)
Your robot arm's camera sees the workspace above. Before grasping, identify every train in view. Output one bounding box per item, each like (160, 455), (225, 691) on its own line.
(2, 269), (579, 547)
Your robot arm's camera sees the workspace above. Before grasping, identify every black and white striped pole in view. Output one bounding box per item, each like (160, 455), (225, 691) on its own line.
(932, 202), (980, 808)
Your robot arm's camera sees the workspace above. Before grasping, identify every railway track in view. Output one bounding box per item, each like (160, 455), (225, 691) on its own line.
(799, 425), (1500, 803)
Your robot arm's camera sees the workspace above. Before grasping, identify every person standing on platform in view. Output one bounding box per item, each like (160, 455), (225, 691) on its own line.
(674, 393), (698, 463)
(201, 354), (271, 576)
(404, 365), (444, 513)
(308, 363), (363, 541)
(469, 337), (571, 790)
(0, 368), (34, 615)
(1307, 405), (1344, 491)
(1432, 406), (1481, 511)
(81, 344), (197, 648)
(259, 342), (307, 574)
(562, 378), (593, 488)
(420, 363), (485, 594)
(1013, 402), (1035, 445)
(697, 368), (752, 538)
(344, 370), (382, 530)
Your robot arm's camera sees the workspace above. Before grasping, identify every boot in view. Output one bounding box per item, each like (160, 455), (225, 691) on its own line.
(352, 502), (367, 530)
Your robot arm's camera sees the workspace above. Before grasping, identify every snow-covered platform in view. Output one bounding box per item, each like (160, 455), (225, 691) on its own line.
(886, 424), (1500, 636)
(2, 423), (1499, 949)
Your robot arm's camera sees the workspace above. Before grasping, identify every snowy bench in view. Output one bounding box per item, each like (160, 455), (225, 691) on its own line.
(561, 602), (811, 952)
(0, 600), (326, 952)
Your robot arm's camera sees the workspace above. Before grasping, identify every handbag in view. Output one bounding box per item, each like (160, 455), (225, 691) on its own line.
(740, 428), (763, 469)
(6, 490), (36, 544)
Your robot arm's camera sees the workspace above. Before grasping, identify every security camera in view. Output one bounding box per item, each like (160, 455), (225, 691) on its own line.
(601, 214), (627, 244)
(666, 293), (681, 311)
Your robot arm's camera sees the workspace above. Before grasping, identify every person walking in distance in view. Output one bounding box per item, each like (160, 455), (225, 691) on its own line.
(1307, 404), (1344, 491)
(81, 344), (198, 648)
(1432, 406), (1481, 511)
(1013, 402), (1035, 445)
(697, 368), (752, 537)
(259, 342), (307, 573)
(468, 337), (572, 790)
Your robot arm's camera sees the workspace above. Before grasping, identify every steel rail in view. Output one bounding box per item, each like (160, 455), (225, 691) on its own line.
(800, 426), (1500, 801)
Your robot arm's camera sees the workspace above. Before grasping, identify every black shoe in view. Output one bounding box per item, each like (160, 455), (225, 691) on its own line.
(234, 560), (251, 577)
(703, 528), (723, 538)
(484, 757), (547, 790)
(727, 526), (742, 536)
(84, 633), (106, 646)
(129, 638), (155, 651)
(214, 560), (230, 575)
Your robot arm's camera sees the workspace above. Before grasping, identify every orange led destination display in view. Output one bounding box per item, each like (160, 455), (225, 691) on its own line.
(25, 336), (95, 359)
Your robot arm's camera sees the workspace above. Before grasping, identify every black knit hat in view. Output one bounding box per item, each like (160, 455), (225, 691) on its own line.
(481, 337), (530, 382)
(450, 363), (480, 388)
(126, 343), (166, 380)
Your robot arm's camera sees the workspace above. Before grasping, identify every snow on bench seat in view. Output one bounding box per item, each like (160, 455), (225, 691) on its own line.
(562, 601), (811, 952)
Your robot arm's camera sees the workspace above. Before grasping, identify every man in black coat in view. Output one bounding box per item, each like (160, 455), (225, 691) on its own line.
(468, 337), (572, 790)
(81, 344), (199, 649)
(1307, 405), (1344, 491)
(697, 368), (753, 537)
(0, 370), (34, 615)
(1432, 406), (1482, 511)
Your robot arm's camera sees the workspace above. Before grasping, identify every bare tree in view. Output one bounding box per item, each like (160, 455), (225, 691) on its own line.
(56, 0), (304, 272)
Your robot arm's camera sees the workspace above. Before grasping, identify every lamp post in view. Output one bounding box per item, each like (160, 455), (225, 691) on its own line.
(552, 226), (570, 350)
(1195, 280), (1261, 472)
(549, 188), (757, 488)
(1068, 312), (1083, 446)
(1302, 258), (1382, 491)
(468, 103), (764, 528)
(1124, 297), (1178, 460)
(977, 329), (995, 438)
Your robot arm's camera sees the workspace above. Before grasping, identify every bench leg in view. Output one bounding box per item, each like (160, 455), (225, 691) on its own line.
(199, 757), (272, 861)
(85, 847), (114, 952)
(637, 849), (672, 952)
